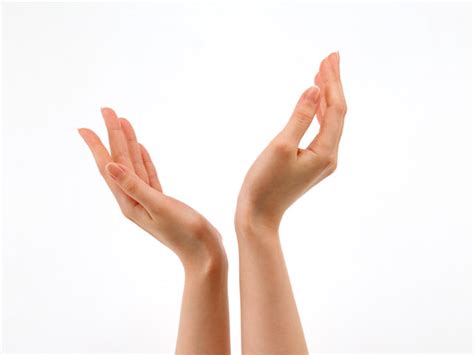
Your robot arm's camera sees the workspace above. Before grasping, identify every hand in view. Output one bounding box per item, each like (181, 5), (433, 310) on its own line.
(79, 108), (226, 272)
(235, 52), (347, 235)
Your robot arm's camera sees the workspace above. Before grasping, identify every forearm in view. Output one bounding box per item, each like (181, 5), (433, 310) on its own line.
(176, 255), (230, 355)
(237, 225), (308, 355)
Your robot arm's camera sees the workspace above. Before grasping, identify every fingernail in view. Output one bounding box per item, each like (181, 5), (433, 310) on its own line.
(107, 163), (126, 180)
(328, 52), (338, 70)
(313, 85), (320, 96)
(101, 107), (120, 129)
(306, 86), (320, 103)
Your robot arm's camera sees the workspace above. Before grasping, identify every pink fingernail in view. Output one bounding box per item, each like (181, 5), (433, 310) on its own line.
(305, 86), (320, 103)
(101, 107), (120, 129)
(107, 163), (125, 180)
(328, 52), (338, 70)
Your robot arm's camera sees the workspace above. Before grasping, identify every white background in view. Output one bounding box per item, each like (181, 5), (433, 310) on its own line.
(2, 2), (472, 353)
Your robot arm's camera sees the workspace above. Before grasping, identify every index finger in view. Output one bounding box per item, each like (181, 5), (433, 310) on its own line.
(78, 128), (136, 208)
(281, 86), (321, 145)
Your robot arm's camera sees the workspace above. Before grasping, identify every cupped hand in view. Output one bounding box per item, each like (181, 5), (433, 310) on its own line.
(235, 52), (347, 234)
(79, 108), (226, 272)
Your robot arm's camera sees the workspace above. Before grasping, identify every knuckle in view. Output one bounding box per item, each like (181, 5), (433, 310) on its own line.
(319, 152), (338, 172)
(272, 139), (292, 155)
(326, 155), (338, 173)
(328, 160), (338, 174)
(332, 101), (347, 115)
(319, 153), (331, 165)
(293, 109), (312, 126)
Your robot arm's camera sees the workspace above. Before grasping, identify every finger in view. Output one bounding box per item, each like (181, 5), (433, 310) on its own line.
(101, 107), (133, 169)
(119, 118), (150, 184)
(78, 128), (136, 208)
(282, 86), (321, 145)
(308, 53), (347, 152)
(314, 72), (326, 124)
(322, 52), (345, 109)
(106, 162), (165, 213)
(139, 143), (163, 191)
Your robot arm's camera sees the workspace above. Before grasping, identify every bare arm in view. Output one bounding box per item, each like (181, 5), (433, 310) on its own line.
(79, 108), (230, 354)
(235, 52), (347, 354)
(176, 258), (229, 353)
(237, 227), (306, 354)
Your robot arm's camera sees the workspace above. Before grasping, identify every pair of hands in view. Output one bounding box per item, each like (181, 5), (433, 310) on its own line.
(79, 52), (346, 271)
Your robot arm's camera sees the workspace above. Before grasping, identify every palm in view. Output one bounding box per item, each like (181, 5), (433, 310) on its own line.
(79, 108), (222, 264)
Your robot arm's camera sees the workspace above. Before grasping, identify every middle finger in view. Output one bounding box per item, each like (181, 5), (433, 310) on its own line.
(101, 107), (133, 169)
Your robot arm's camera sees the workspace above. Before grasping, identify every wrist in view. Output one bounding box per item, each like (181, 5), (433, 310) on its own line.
(235, 218), (281, 255)
(235, 207), (281, 240)
(235, 193), (286, 233)
(235, 221), (277, 239)
(235, 222), (282, 262)
(182, 247), (228, 278)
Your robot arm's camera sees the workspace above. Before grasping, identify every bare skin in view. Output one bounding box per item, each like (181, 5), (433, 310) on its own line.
(78, 109), (230, 355)
(235, 52), (347, 354)
(78, 52), (345, 354)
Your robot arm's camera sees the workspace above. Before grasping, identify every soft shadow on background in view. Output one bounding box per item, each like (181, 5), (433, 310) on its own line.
(2, 2), (472, 353)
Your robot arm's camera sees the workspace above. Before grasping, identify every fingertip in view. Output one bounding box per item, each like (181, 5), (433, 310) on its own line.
(119, 117), (132, 130)
(328, 51), (339, 70)
(118, 117), (128, 130)
(119, 117), (138, 142)
(101, 107), (120, 129)
(77, 128), (87, 143)
(100, 107), (115, 115)
(318, 57), (332, 82)
(319, 53), (340, 82)
(303, 86), (320, 103)
(119, 116), (129, 124)
(77, 127), (96, 141)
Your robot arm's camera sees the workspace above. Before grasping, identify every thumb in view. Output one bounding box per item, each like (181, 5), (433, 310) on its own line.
(106, 162), (161, 212)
